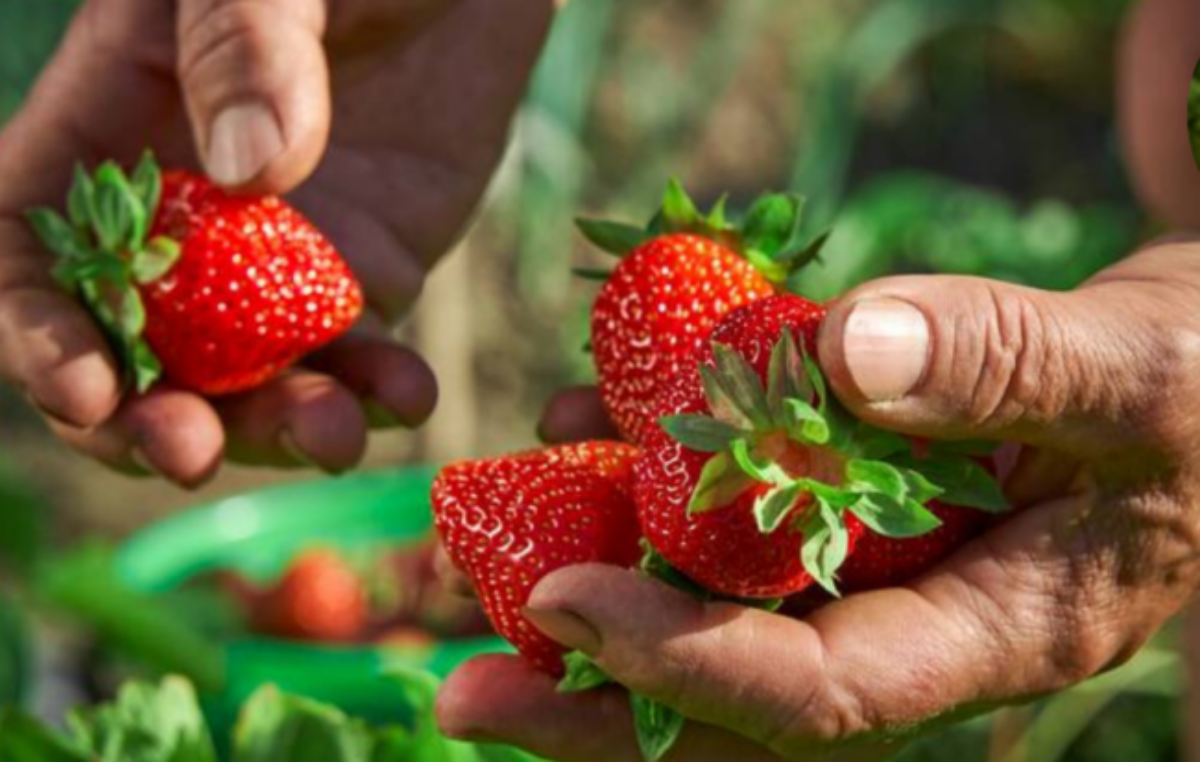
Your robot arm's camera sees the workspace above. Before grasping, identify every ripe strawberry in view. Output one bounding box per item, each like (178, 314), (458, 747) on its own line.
(836, 502), (991, 592)
(581, 182), (828, 446)
(252, 548), (369, 643)
(27, 153), (363, 395)
(432, 442), (642, 674)
(635, 295), (1008, 599)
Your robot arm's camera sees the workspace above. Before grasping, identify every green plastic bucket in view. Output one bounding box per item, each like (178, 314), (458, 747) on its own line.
(114, 467), (512, 730)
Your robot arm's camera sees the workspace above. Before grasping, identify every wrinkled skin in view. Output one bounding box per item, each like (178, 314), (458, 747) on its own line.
(434, 1), (1200, 760)
(0, 0), (553, 486)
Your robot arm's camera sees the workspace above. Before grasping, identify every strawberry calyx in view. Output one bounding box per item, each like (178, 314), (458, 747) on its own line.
(575, 179), (828, 288)
(660, 331), (1010, 596)
(26, 152), (178, 392)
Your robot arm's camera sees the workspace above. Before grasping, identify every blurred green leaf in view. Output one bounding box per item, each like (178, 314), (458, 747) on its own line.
(0, 592), (31, 706)
(35, 545), (225, 692)
(0, 708), (87, 761)
(68, 676), (218, 762)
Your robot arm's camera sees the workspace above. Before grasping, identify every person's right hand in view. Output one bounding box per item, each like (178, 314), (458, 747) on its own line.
(0, 0), (553, 486)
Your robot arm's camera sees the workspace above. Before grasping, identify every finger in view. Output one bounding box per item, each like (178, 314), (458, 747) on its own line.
(289, 183), (429, 323)
(50, 388), (224, 488)
(538, 386), (620, 444)
(814, 268), (1172, 460)
(304, 333), (438, 429)
(0, 235), (121, 427)
(1003, 447), (1084, 508)
(176, 0), (330, 192)
(437, 655), (784, 762)
(214, 370), (369, 473)
(521, 491), (1160, 760)
(1118, 0), (1200, 229)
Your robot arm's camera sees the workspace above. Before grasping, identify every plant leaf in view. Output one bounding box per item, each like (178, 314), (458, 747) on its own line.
(740, 193), (803, 257)
(766, 332), (804, 419)
(901, 467), (944, 503)
(687, 451), (755, 514)
(706, 194), (730, 230)
(90, 161), (140, 251)
(571, 266), (613, 282)
(800, 500), (849, 596)
(710, 342), (771, 428)
(849, 492), (943, 538)
(131, 151), (163, 221)
(68, 676), (218, 762)
(575, 218), (649, 256)
(730, 438), (791, 485)
(558, 651), (611, 693)
(784, 398), (830, 445)
(776, 230), (831, 267)
(631, 694), (686, 762)
(897, 455), (1009, 513)
(753, 483), (805, 533)
(131, 340), (164, 393)
(699, 366), (755, 430)
(68, 164), (95, 230)
(660, 414), (743, 453)
(0, 708), (87, 761)
(132, 237), (182, 285)
(232, 685), (372, 762)
(26, 208), (90, 262)
(846, 459), (908, 502)
(660, 178), (701, 230)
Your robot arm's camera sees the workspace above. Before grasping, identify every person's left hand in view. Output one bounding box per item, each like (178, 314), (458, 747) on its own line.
(434, 235), (1200, 762)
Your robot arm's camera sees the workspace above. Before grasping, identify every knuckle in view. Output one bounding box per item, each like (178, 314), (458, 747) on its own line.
(179, 1), (284, 97)
(955, 285), (1065, 432)
(768, 680), (871, 755)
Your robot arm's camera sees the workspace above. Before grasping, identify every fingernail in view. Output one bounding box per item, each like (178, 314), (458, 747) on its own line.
(522, 607), (601, 655)
(26, 392), (78, 429)
(842, 298), (930, 402)
(206, 102), (284, 187)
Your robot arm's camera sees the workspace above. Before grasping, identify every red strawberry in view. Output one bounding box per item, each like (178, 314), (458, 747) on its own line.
(582, 182), (828, 446)
(432, 442), (642, 674)
(27, 153), (363, 395)
(592, 233), (774, 445)
(252, 548), (369, 643)
(635, 295), (1008, 599)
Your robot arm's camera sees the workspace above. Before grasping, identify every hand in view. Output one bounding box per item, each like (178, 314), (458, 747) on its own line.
(0, 0), (553, 486)
(436, 235), (1200, 762)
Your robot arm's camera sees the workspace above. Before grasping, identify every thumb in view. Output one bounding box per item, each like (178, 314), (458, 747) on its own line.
(176, 0), (331, 193)
(815, 274), (1163, 457)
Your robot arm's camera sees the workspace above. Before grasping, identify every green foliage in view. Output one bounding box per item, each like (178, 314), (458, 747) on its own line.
(0, 593), (30, 707)
(1189, 61), (1200, 170)
(35, 545), (226, 692)
(0, 0), (81, 123)
(0, 674), (543, 762)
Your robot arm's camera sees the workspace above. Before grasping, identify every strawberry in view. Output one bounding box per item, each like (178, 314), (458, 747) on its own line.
(252, 548), (369, 643)
(635, 295), (1009, 599)
(836, 500), (991, 592)
(581, 182), (828, 446)
(27, 153), (363, 395)
(431, 442), (642, 674)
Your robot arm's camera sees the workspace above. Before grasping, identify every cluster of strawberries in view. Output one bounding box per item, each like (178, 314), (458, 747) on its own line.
(431, 184), (1009, 709)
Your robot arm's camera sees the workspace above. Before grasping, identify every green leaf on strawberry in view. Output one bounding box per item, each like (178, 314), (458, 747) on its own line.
(660, 331), (1009, 594)
(575, 179), (830, 286)
(26, 152), (177, 393)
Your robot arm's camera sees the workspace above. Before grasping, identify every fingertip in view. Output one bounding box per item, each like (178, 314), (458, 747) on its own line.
(31, 350), (122, 428)
(436, 655), (547, 741)
(285, 379), (369, 473)
(370, 346), (438, 428)
(538, 386), (617, 444)
(124, 390), (225, 488)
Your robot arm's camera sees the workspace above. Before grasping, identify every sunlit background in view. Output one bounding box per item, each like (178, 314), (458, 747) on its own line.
(0, 0), (1187, 760)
